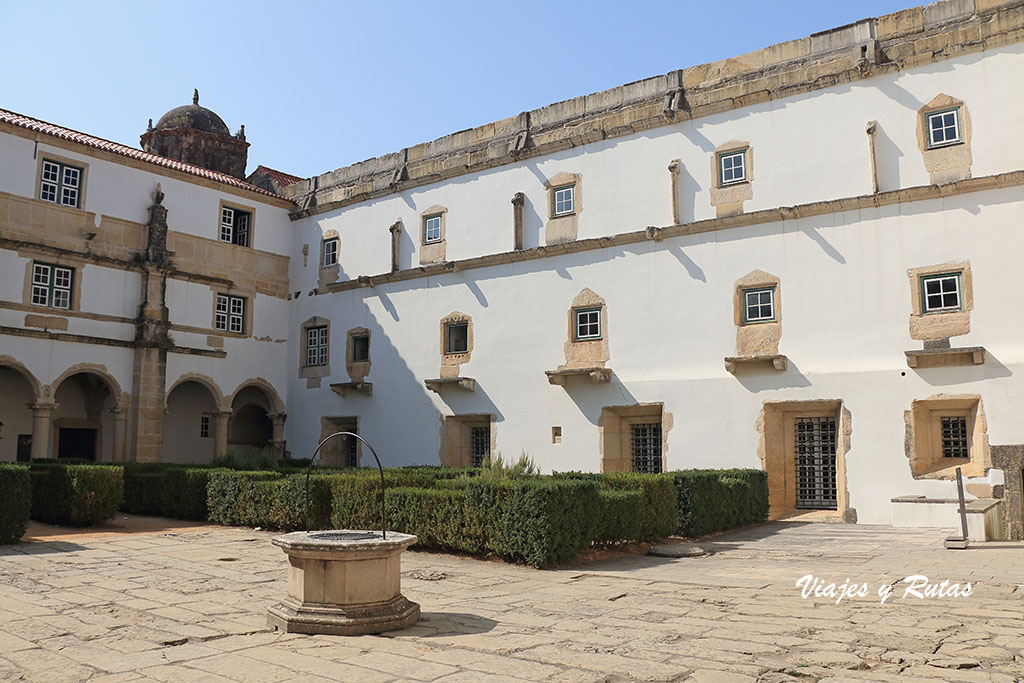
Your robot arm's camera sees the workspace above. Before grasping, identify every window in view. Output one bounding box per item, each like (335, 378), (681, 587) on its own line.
(199, 415), (210, 438)
(921, 273), (961, 313)
(445, 322), (469, 354)
(926, 109), (961, 149)
(39, 159), (83, 208)
(470, 425), (491, 467)
(215, 294), (245, 333)
(423, 214), (442, 244)
(631, 423), (662, 474)
(574, 307), (601, 340)
(220, 207), (251, 247)
(351, 334), (369, 363)
(552, 185), (575, 216)
(941, 416), (969, 459)
(31, 263), (73, 310)
(743, 287), (775, 323)
(323, 237), (339, 267)
(719, 150), (747, 185)
(306, 326), (328, 366)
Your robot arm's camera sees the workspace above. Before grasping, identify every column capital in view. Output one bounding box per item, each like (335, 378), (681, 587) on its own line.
(29, 402), (58, 412)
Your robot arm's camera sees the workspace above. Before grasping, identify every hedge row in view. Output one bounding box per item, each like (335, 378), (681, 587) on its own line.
(30, 463), (123, 526)
(671, 469), (769, 537)
(0, 464), (31, 544)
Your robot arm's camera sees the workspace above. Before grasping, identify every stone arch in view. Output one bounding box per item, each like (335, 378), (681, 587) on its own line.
(165, 373), (227, 411)
(0, 355), (42, 403)
(229, 378), (285, 414)
(47, 363), (126, 409)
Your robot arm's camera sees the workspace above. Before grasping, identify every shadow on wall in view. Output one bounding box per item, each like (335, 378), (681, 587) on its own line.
(558, 373), (639, 427)
(912, 352), (1013, 388)
(731, 358), (812, 393)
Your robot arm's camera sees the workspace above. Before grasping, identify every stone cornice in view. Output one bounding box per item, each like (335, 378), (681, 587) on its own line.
(323, 168), (1024, 294)
(288, 0), (1024, 219)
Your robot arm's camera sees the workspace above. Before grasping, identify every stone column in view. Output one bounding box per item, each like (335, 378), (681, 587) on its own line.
(512, 192), (525, 250)
(29, 402), (57, 461)
(213, 411), (231, 459)
(110, 407), (128, 462)
(668, 159), (681, 225)
(389, 219), (402, 272)
(269, 413), (287, 457)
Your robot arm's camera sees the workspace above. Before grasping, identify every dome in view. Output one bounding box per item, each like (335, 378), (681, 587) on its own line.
(152, 90), (230, 136)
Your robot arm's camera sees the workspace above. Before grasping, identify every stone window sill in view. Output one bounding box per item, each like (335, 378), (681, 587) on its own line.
(424, 377), (475, 393)
(905, 346), (985, 368)
(724, 354), (788, 374)
(545, 367), (611, 386)
(330, 381), (373, 397)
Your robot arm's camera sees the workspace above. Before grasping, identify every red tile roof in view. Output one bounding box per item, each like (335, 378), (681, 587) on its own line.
(0, 107), (292, 202)
(250, 165), (304, 188)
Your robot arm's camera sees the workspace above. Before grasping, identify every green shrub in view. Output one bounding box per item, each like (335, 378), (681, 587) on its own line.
(121, 471), (164, 515)
(30, 464), (123, 527)
(211, 447), (279, 471)
(328, 470), (440, 530)
(162, 468), (215, 520)
(553, 471), (676, 542)
(386, 487), (477, 551)
(594, 490), (644, 544)
(0, 464), (31, 544)
(206, 470), (282, 525)
(671, 469), (768, 537)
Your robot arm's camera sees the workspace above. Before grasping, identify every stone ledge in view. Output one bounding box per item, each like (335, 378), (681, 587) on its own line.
(905, 346), (985, 368)
(724, 354), (788, 373)
(545, 367), (612, 386)
(892, 495), (1001, 513)
(330, 381), (373, 397)
(424, 377), (475, 393)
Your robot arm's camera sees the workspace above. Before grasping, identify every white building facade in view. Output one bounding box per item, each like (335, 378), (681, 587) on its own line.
(2, 0), (1022, 537)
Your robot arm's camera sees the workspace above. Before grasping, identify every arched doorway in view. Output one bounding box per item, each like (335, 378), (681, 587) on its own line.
(0, 365), (37, 462)
(51, 372), (117, 461)
(229, 385), (274, 453)
(164, 380), (220, 464)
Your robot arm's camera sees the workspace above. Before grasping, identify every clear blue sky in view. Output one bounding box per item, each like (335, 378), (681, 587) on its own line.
(2, 0), (916, 179)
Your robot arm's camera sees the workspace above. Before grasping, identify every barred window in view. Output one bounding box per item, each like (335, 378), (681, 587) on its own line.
(215, 294), (245, 333)
(200, 415), (210, 438)
(470, 425), (491, 468)
(631, 423), (662, 474)
(927, 109), (961, 148)
(719, 150), (746, 185)
(220, 207), (251, 247)
(31, 263), (74, 310)
(922, 274), (961, 313)
(941, 416), (969, 459)
(574, 307), (601, 340)
(323, 237), (339, 266)
(40, 159), (83, 208)
(306, 326), (328, 366)
(743, 287), (775, 323)
(552, 185), (575, 216)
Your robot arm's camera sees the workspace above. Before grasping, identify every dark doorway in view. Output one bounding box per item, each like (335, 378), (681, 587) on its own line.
(17, 434), (32, 462)
(794, 417), (838, 510)
(58, 428), (97, 461)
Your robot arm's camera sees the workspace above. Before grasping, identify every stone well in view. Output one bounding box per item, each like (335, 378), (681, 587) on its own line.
(267, 530), (420, 636)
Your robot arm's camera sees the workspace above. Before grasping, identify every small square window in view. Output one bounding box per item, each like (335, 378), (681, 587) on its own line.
(220, 207), (252, 247)
(445, 322), (469, 354)
(719, 150), (746, 186)
(39, 159), (83, 208)
(351, 334), (370, 363)
(423, 214), (443, 244)
(574, 307), (601, 340)
(323, 237), (339, 267)
(926, 109), (961, 149)
(921, 274), (961, 313)
(215, 294), (246, 333)
(30, 263), (74, 310)
(941, 416), (969, 458)
(200, 415), (210, 438)
(552, 185), (575, 216)
(306, 325), (328, 366)
(743, 287), (775, 323)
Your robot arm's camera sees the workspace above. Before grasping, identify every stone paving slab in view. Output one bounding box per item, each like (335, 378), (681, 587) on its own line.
(1, 520), (1022, 681)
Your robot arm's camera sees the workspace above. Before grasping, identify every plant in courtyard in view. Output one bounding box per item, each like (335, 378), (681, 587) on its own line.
(476, 451), (538, 480)
(0, 464), (31, 544)
(212, 446), (280, 471)
(30, 464), (123, 527)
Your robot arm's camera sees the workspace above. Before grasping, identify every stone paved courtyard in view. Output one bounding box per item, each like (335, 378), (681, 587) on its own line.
(1, 519), (1022, 682)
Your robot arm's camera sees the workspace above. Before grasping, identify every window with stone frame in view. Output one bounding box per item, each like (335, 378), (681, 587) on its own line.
(742, 286), (776, 323)
(31, 263), (74, 310)
(306, 325), (329, 366)
(215, 294), (245, 333)
(718, 149), (747, 185)
(941, 416), (969, 459)
(551, 184), (575, 217)
(926, 108), (962, 149)
(220, 206), (252, 247)
(39, 158), (83, 208)
(921, 273), (961, 313)
(445, 322), (469, 354)
(574, 307), (601, 340)
(350, 334), (370, 363)
(200, 414), (211, 438)
(322, 237), (339, 267)
(423, 214), (443, 244)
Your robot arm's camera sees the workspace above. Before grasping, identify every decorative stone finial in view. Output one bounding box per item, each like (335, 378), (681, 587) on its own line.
(237, 124), (245, 141)
(147, 118), (153, 132)
(152, 183), (164, 205)
(193, 89), (199, 105)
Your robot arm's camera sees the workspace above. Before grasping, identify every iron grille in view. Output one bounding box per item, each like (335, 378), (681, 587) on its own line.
(941, 416), (969, 458)
(470, 426), (490, 467)
(795, 417), (837, 510)
(344, 433), (358, 467)
(631, 423), (662, 474)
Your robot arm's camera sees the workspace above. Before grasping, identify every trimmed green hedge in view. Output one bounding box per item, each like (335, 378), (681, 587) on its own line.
(30, 464), (123, 526)
(671, 469), (768, 537)
(206, 471), (331, 531)
(162, 468), (216, 520)
(0, 464), (31, 544)
(555, 472), (676, 543)
(121, 471), (164, 515)
(207, 470), (282, 525)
